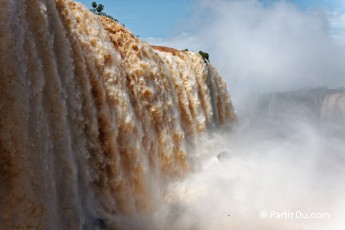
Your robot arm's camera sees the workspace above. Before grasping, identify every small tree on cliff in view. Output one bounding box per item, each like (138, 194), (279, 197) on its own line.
(90, 2), (118, 22)
(91, 2), (104, 13)
(91, 2), (97, 9)
(96, 4), (104, 13)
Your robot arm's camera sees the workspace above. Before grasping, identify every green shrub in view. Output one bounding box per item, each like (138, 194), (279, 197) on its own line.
(199, 51), (209, 62)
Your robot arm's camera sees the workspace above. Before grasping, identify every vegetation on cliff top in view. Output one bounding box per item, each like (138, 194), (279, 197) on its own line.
(90, 2), (118, 22)
(199, 51), (209, 63)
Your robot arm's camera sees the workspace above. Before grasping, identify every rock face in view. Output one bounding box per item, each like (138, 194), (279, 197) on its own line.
(0, 0), (235, 229)
(321, 93), (345, 123)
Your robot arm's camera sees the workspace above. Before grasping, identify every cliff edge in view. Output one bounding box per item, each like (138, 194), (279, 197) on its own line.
(0, 0), (235, 229)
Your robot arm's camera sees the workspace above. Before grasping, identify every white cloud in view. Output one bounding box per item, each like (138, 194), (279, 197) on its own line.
(328, 9), (345, 44)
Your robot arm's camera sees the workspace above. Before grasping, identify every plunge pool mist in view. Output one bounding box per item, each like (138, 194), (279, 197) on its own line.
(119, 91), (345, 230)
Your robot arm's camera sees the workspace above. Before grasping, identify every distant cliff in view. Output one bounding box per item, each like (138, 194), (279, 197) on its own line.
(321, 93), (345, 123)
(0, 0), (235, 229)
(250, 87), (345, 121)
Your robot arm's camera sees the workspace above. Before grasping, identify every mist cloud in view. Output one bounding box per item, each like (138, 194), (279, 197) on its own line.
(160, 122), (345, 230)
(151, 0), (345, 109)
(140, 1), (345, 230)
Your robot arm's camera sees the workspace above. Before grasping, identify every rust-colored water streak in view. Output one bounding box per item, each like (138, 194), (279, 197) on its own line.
(0, 0), (235, 229)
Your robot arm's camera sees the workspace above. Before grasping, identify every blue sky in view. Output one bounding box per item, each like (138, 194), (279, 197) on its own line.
(261, 0), (340, 9)
(76, 0), (193, 38)
(76, 0), (344, 39)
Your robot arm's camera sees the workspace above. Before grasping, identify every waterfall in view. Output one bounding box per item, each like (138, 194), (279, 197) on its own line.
(0, 0), (235, 229)
(321, 93), (345, 123)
